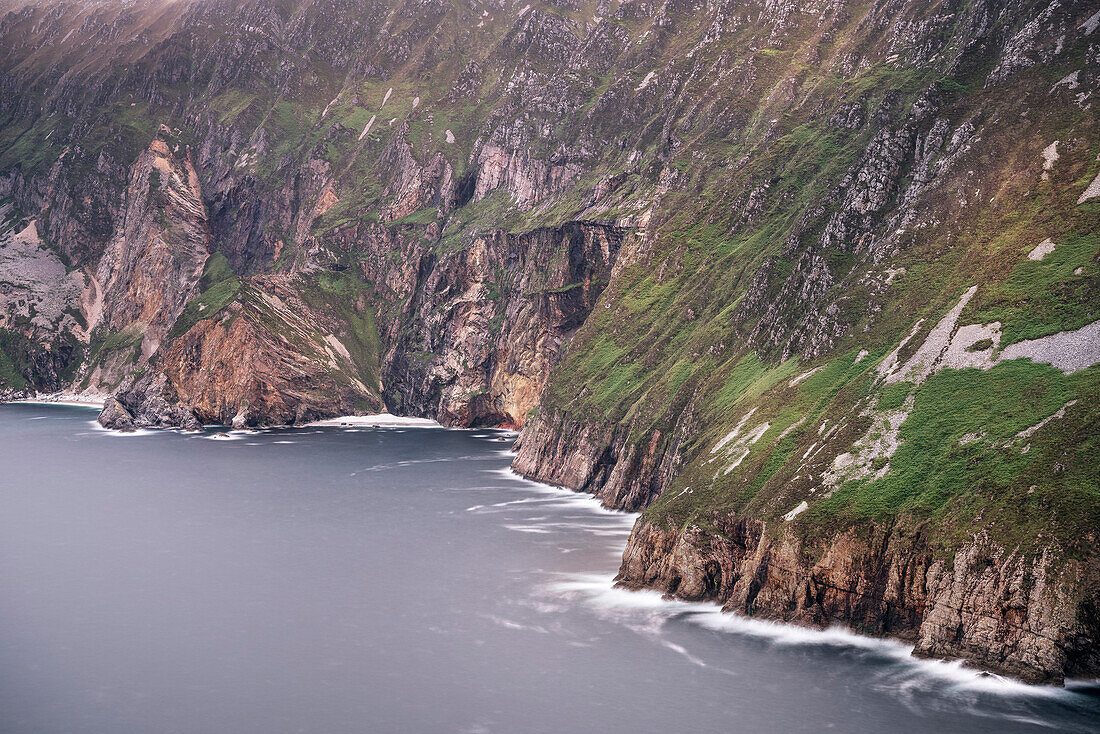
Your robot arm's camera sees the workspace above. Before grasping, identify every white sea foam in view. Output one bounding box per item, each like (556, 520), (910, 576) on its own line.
(306, 413), (441, 428)
(467, 496), (574, 513)
(458, 447), (1098, 723)
(483, 466), (636, 520)
(547, 571), (1076, 700)
(504, 525), (553, 534)
(203, 431), (248, 441)
(350, 455), (485, 475)
(482, 614), (550, 634)
(10, 393), (105, 409)
(86, 420), (157, 437)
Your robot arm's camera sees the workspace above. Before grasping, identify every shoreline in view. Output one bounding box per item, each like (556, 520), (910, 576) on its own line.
(7, 393), (106, 409)
(0, 403), (1090, 734)
(1, 399), (1086, 692)
(304, 413), (443, 428)
(501, 468), (1093, 695)
(498, 456), (1084, 695)
(4, 401), (474, 431)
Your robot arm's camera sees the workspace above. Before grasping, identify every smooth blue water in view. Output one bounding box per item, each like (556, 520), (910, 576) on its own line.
(1, 404), (1097, 734)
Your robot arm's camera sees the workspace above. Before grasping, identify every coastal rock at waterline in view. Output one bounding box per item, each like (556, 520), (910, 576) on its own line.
(97, 396), (137, 432)
(617, 516), (1099, 684)
(513, 407), (681, 511)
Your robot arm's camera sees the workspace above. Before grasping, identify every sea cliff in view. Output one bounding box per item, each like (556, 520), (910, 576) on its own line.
(1, 0), (1098, 683)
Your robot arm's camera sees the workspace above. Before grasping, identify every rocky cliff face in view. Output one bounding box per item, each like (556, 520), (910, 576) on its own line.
(2, 0), (1099, 683)
(618, 514), (1100, 684)
(372, 221), (624, 427)
(98, 168), (624, 429)
(514, 407), (685, 510)
(0, 211), (85, 394)
(85, 128), (211, 385)
(103, 272), (386, 429)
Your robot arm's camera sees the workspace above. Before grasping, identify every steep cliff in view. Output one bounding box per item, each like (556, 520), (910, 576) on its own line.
(370, 221), (624, 427)
(1, 0), (1098, 683)
(0, 210), (84, 396)
(619, 512), (1100, 684)
(80, 127), (211, 391)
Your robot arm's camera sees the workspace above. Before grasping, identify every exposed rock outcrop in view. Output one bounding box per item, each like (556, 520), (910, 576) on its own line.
(95, 130), (211, 355)
(513, 407), (682, 511)
(375, 221), (625, 428)
(618, 515), (1100, 685)
(99, 270), (387, 430)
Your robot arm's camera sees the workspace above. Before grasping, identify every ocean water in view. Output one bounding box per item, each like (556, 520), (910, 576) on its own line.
(0, 403), (1097, 734)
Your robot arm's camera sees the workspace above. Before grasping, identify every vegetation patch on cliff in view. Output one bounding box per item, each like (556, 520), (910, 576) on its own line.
(167, 254), (242, 341)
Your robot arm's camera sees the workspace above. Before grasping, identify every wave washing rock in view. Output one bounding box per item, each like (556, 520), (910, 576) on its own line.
(618, 514), (1099, 684)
